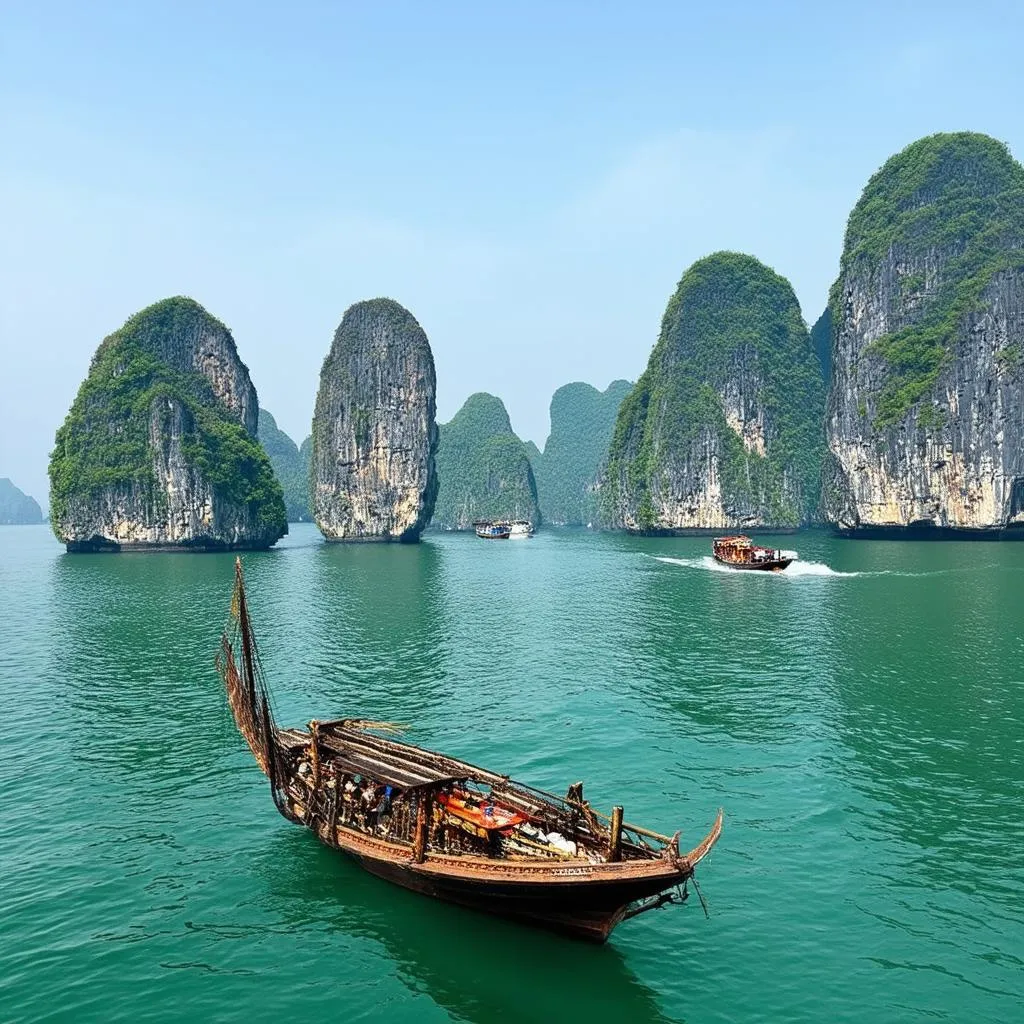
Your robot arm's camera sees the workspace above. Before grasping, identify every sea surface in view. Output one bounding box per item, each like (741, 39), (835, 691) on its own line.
(1, 524), (1022, 1023)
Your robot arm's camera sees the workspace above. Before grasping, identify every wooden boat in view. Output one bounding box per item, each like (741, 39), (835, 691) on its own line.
(217, 559), (723, 942)
(712, 535), (794, 571)
(473, 520), (511, 539)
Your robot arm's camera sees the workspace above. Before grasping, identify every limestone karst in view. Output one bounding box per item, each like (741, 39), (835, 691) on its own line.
(0, 479), (43, 525)
(602, 252), (824, 532)
(823, 132), (1024, 534)
(532, 381), (632, 527)
(48, 297), (286, 551)
(257, 409), (310, 522)
(432, 392), (539, 530)
(310, 298), (438, 542)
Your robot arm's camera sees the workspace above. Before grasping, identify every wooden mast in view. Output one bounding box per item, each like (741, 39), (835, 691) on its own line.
(309, 719), (321, 788)
(219, 557), (273, 776)
(608, 805), (623, 862)
(236, 559), (258, 705)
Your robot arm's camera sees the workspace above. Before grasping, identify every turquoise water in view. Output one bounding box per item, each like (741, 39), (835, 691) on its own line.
(1, 524), (1022, 1022)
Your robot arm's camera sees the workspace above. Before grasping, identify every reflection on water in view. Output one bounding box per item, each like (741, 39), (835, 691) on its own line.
(1, 525), (1022, 1022)
(826, 553), (1024, 913)
(626, 537), (838, 745)
(50, 552), (233, 764)
(300, 539), (451, 723)
(253, 829), (676, 1024)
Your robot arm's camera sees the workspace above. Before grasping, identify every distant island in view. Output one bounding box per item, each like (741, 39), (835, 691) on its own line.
(531, 381), (632, 527)
(49, 297), (287, 552)
(36, 134), (1024, 545)
(432, 393), (539, 530)
(310, 298), (438, 542)
(0, 479), (44, 525)
(823, 132), (1024, 536)
(602, 251), (824, 533)
(258, 409), (310, 522)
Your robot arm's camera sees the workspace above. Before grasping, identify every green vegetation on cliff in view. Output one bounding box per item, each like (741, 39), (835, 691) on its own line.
(810, 308), (832, 381)
(0, 479), (43, 524)
(831, 132), (1024, 426)
(49, 297), (286, 535)
(299, 434), (312, 507)
(432, 393), (539, 529)
(533, 381), (632, 525)
(258, 409), (310, 521)
(604, 252), (824, 529)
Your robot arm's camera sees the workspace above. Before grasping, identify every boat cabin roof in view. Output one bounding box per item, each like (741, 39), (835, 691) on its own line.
(714, 535), (752, 546)
(332, 749), (465, 791)
(277, 724), (470, 792)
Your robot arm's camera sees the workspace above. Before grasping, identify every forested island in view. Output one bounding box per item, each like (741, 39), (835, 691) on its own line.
(0, 479), (44, 525)
(531, 381), (632, 527)
(257, 409), (310, 522)
(49, 297), (286, 551)
(823, 132), (1024, 535)
(432, 393), (539, 530)
(39, 133), (1024, 547)
(602, 252), (824, 533)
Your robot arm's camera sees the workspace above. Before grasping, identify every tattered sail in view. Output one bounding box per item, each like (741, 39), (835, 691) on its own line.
(215, 558), (723, 942)
(216, 560), (278, 776)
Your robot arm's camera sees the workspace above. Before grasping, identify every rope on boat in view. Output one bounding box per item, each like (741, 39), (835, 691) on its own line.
(690, 873), (710, 919)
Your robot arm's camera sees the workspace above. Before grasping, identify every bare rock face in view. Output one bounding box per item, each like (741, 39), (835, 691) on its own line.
(49, 297), (286, 551)
(311, 299), (438, 542)
(602, 252), (824, 532)
(823, 133), (1024, 535)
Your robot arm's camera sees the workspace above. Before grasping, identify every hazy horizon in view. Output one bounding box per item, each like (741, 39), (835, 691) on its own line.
(4, 1), (1024, 507)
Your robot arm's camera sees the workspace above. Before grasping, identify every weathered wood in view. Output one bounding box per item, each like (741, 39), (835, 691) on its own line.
(609, 805), (623, 862)
(309, 719), (320, 789)
(217, 558), (725, 943)
(412, 796), (428, 863)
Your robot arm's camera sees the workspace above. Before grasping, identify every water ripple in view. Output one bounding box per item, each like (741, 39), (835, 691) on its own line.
(0, 524), (1022, 1022)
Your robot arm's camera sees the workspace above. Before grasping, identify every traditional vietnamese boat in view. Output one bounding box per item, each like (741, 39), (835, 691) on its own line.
(712, 535), (795, 571)
(217, 559), (723, 942)
(474, 520), (511, 539)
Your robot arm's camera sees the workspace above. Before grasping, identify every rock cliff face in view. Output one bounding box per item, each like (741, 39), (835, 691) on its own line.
(0, 479), (43, 524)
(533, 380), (632, 526)
(432, 393), (539, 530)
(311, 299), (438, 541)
(810, 308), (832, 381)
(49, 297), (286, 551)
(602, 252), (824, 532)
(258, 409), (310, 522)
(823, 133), (1024, 534)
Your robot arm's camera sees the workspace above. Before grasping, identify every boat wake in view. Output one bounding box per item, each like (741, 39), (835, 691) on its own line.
(654, 556), (859, 578)
(782, 560), (859, 578)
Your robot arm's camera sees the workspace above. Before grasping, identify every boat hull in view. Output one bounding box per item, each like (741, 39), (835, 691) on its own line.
(713, 555), (792, 572)
(291, 803), (719, 943)
(217, 558), (724, 945)
(351, 850), (679, 941)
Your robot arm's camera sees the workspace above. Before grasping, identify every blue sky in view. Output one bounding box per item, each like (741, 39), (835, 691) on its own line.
(3, 0), (1023, 506)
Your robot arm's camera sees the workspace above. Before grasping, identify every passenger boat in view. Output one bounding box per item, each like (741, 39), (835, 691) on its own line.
(507, 519), (533, 539)
(217, 559), (723, 942)
(712, 535), (795, 571)
(474, 520), (511, 539)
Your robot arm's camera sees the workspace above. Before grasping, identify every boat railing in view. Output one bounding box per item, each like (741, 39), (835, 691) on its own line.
(291, 719), (678, 855)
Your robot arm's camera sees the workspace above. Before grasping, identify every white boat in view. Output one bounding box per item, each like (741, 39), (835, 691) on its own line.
(508, 519), (533, 539)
